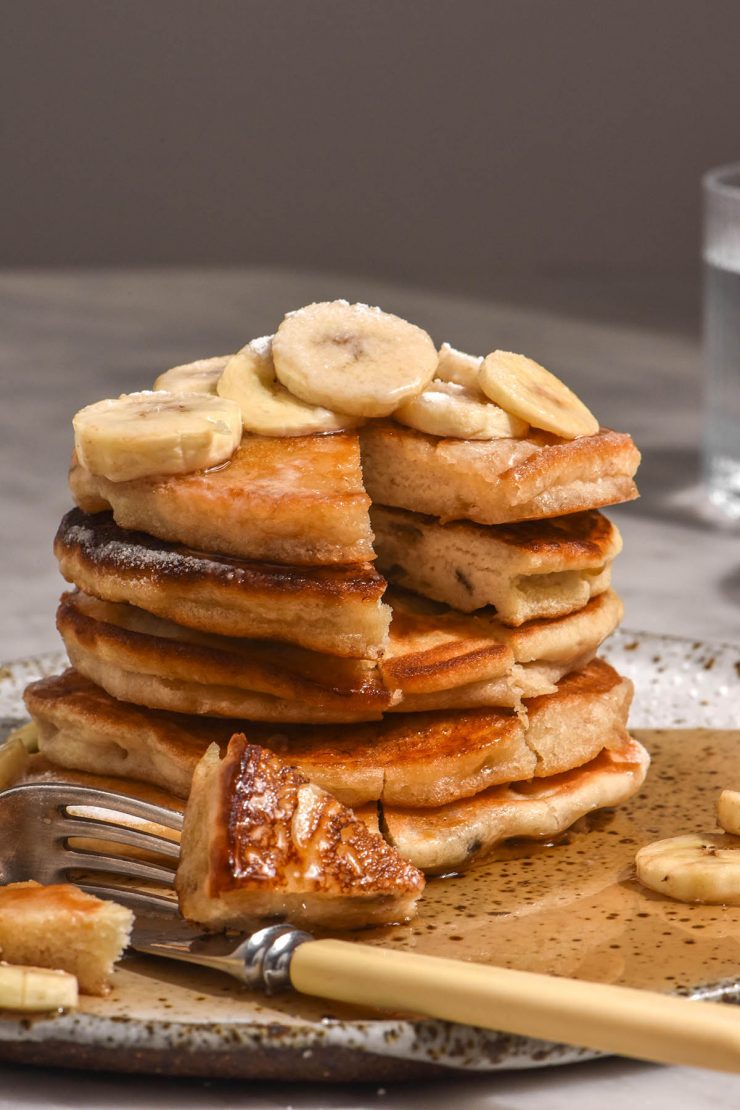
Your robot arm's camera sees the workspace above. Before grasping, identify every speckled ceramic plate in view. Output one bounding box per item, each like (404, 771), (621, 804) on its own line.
(0, 631), (739, 1081)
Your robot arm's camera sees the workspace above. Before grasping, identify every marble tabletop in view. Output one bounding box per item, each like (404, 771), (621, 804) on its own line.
(0, 268), (738, 1108)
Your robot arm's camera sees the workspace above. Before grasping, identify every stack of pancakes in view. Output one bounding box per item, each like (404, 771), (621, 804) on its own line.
(24, 316), (647, 878)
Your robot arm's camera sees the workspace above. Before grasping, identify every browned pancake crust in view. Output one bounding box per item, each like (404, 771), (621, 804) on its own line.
(175, 737), (424, 929)
(375, 505), (620, 560)
(54, 582), (623, 720)
(56, 509), (384, 599)
(213, 737), (424, 897)
(70, 432), (374, 565)
(56, 592), (392, 713)
(55, 509), (390, 657)
(381, 736), (649, 873)
(25, 658), (631, 808)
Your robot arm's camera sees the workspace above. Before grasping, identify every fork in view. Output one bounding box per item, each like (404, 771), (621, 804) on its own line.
(2, 780), (740, 1074)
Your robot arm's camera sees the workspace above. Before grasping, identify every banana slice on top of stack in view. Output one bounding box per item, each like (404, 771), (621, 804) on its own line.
(271, 300), (438, 418)
(154, 355), (233, 395)
(72, 300), (605, 484)
(73, 391), (243, 483)
(217, 334), (363, 436)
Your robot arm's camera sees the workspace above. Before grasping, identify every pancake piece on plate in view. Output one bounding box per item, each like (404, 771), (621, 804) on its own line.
(175, 735), (425, 930)
(371, 505), (621, 622)
(0, 881), (133, 995)
(55, 509), (391, 658)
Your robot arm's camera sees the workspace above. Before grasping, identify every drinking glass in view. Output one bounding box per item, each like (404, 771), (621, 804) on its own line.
(703, 163), (740, 520)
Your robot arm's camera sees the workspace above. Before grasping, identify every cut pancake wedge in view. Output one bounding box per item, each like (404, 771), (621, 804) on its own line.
(371, 505), (621, 623)
(382, 736), (650, 873)
(55, 509), (391, 658)
(55, 589), (623, 721)
(361, 422), (640, 526)
(25, 659), (633, 809)
(70, 431), (374, 566)
(176, 735), (425, 931)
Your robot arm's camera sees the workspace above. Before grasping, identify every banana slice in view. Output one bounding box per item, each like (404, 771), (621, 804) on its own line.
(0, 963), (78, 1011)
(154, 355), (232, 395)
(272, 301), (438, 418)
(0, 736), (29, 790)
(394, 379), (529, 440)
(436, 343), (483, 389)
(635, 833), (740, 905)
(717, 790), (740, 836)
(73, 391), (242, 483)
(5, 721), (39, 754)
(480, 351), (599, 440)
(217, 336), (362, 437)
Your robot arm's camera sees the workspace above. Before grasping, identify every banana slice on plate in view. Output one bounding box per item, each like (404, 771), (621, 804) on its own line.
(718, 790), (740, 835)
(73, 391), (242, 483)
(217, 336), (362, 436)
(153, 355), (232, 394)
(272, 301), (438, 418)
(0, 964), (78, 1011)
(394, 379), (529, 440)
(435, 343), (483, 390)
(480, 350), (599, 440)
(635, 833), (740, 905)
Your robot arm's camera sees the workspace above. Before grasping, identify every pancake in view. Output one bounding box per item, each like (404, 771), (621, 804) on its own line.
(69, 431), (374, 566)
(381, 736), (650, 873)
(358, 587), (622, 713)
(56, 592), (395, 724)
(0, 881), (133, 995)
(19, 751), (382, 837)
(55, 509), (391, 658)
(19, 751), (184, 813)
(361, 422), (640, 526)
(24, 659), (633, 808)
(371, 505), (621, 623)
(176, 736), (425, 931)
(55, 586), (623, 721)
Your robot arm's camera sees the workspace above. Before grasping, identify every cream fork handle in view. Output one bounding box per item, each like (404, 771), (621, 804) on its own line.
(290, 940), (740, 1074)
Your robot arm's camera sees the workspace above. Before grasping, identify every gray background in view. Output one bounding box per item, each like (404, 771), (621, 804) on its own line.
(3, 0), (740, 321)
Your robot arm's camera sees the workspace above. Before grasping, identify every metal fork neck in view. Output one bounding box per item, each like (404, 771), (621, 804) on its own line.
(236, 924), (314, 992)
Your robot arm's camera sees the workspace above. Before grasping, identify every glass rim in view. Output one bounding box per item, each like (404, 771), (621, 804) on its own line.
(703, 161), (740, 199)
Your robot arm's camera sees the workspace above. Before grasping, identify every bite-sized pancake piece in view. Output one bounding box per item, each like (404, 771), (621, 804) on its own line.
(371, 505), (621, 623)
(25, 659), (633, 808)
(70, 432), (374, 566)
(55, 509), (391, 658)
(382, 736), (650, 873)
(176, 736), (425, 930)
(56, 592), (395, 723)
(0, 881), (133, 995)
(361, 422), (640, 526)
